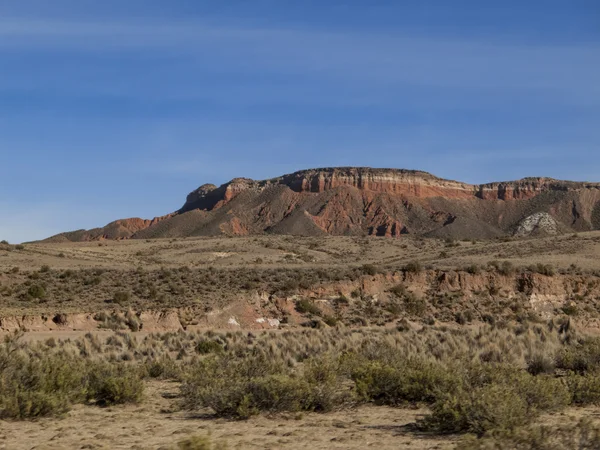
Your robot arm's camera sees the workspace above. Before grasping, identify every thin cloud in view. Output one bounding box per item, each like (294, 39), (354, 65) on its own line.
(0, 17), (598, 98)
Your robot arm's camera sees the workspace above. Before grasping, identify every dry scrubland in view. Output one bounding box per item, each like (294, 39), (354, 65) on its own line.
(1, 233), (600, 318)
(2, 233), (600, 448)
(3, 324), (600, 448)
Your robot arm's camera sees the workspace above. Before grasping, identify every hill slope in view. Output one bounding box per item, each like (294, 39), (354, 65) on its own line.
(46, 167), (600, 241)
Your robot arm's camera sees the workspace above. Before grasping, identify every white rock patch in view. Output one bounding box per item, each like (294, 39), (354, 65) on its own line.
(514, 212), (559, 237)
(255, 317), (280, 328)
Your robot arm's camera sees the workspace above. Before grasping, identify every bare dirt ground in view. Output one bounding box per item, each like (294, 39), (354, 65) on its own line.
(0, 380), (456, 450)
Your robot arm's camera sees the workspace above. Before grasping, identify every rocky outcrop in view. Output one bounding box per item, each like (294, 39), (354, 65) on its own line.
(514, 213), (560, 237)
(477, 178), (570, 200)
(278, 167), (475, 198)
(45, 167), (600, 242)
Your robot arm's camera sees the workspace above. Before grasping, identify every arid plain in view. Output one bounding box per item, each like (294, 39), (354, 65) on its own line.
(2, 233), (600, 449)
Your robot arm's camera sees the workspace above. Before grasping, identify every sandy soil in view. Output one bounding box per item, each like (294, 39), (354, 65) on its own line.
(0, 381), (457, 450)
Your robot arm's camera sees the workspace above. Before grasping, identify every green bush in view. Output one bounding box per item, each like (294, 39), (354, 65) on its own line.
(295, 299), (321, 316)
(457, 418), (600, 449)
(555, 338), (600, 373)
(196, 340), (224, 355)
(526, 353), (555, 375)
(322, 315), (338, 327)
(181, 354), (350, 419)
(421, 370), (570, 436)
(566, 373), (600, 405)
(422, 384), (528, 436)
(361, 264), (379, 276)
(86, 363), (144, 406)
(351, 357), (457, 405)
(112, 291), (131, 305)
(183, 363), (306, 419)
(535, 263), (555, 277)
(145, 357), (183, 380)
(0, 338), (86, 418)
(27, 285), (46, 299)
(404, 293), (426, 317)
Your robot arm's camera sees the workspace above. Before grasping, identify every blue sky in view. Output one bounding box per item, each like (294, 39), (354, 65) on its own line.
(1, 1), (599, 242)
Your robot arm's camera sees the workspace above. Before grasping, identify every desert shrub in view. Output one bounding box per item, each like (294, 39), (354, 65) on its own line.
(95, 311), (128, 331)
(455, 312), (467, 325)
(145, 357), (183, 380)
(124, 310), (141, 332)
(175, 434), (228, 450)
(535, 263), (555, 277)
(385, 301), (402, 316)
(15, 244), (24, 250)
(350, 356), (457, 405)
(561, 303), (578, 316)
(457, 418), (600, 450)
(0, 350), (86, 419)
(565, 373), (600, 405)
(497, 261), (515, 276)
(465, 264), (481, 275)
(404, 293), (426, 317)
(361, 264), (379, 276)
(513, 374), (571, 413)
(181, 354), (350, 419)
(113, 291), (131, 305)
(388, 284), (406, 297)
(83, 276), (102, 286)
(301, 356), (352, 411)
(555, 338), (600, 373)
(181, 355), (286, 417)
(295, 299), (321, 316)
(404, 261), (422, 274)
(27, 284), (46, 299)
(196, 340), (224, 355)
(526, 353), (555, 375)
(422, 370), (570, 436)
(334, 294), (349, 304)
(86, 363), (144, 406)
(422, 384), (528, 436)
(200, 374), (311, 418)
(0, 334), (142, 418)
(322, 315), (338, 327)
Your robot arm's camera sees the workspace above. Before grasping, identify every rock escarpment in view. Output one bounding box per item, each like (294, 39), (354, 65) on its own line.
(46, 167), (600, 241)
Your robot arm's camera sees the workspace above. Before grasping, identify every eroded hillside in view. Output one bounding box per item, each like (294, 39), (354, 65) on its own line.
(2, 232), (600, 333)
(45, 167), (600, 242)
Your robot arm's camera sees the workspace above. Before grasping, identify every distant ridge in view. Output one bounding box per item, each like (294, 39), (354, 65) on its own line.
(45, 167), (600, 242)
